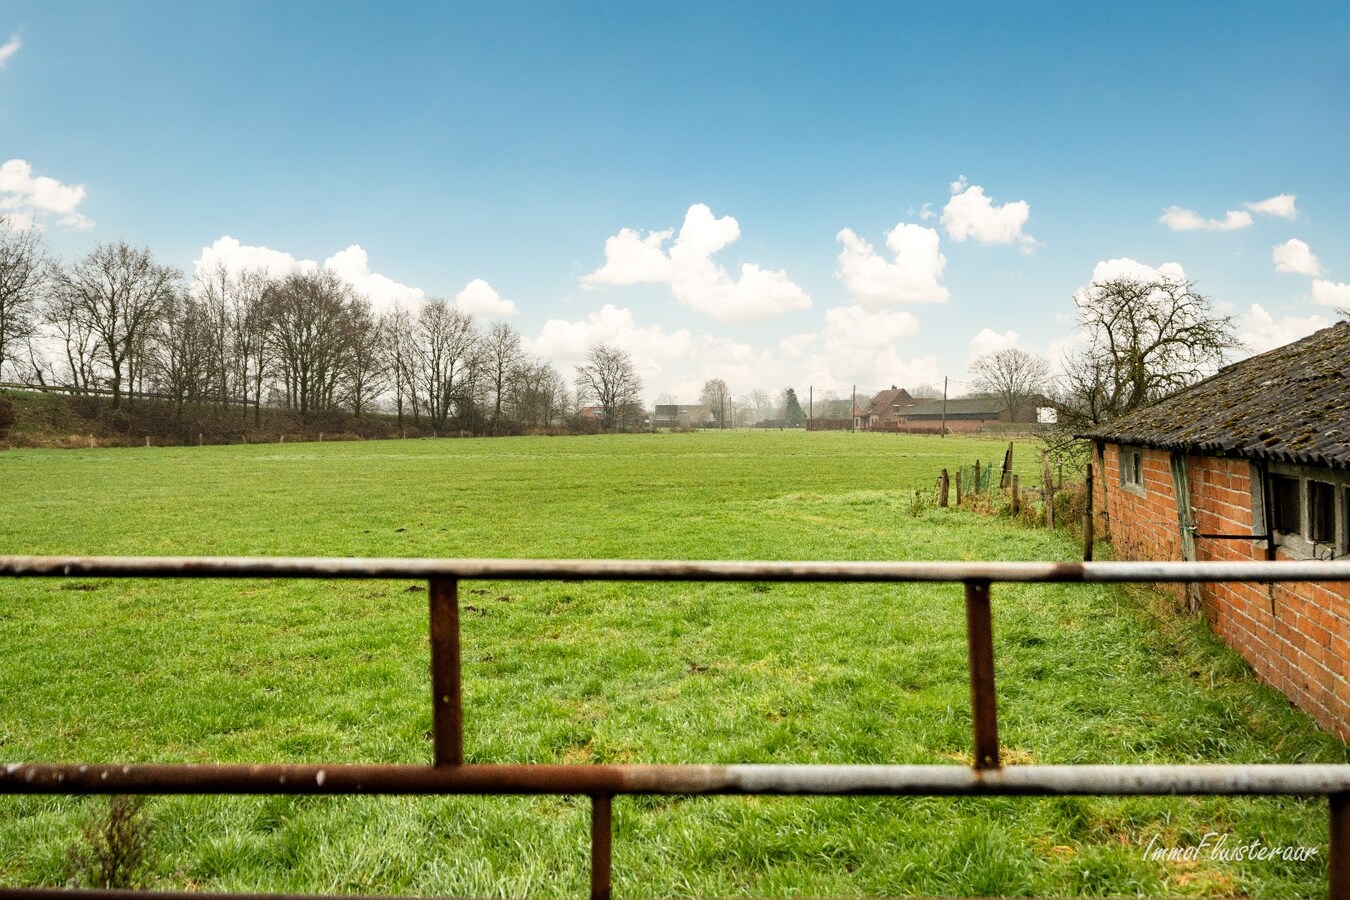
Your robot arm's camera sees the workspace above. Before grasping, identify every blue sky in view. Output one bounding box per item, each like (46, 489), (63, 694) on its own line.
(3, 1), (1348, 402)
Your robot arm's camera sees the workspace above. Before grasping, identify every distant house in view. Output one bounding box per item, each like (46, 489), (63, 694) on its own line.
(1082, 322), (1349, 741)
(653, 404), (715, 429)
(854, 387), (917, 430)
(854, 387), (1049, 433)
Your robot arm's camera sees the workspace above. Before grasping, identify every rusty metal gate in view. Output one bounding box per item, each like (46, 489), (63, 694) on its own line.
(1, 555), (1347, 899)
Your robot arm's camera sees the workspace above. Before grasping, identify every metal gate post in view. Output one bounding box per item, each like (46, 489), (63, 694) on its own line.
(1332, 792), (1348, 900)
(429, 577), (463, 766)
(591, 794), (613, 900)
(964, 580), (1000, 769)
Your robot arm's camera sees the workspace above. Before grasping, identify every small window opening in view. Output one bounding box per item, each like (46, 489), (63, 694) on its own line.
(1123, 450), (1143, 487)
(1270, 474), (1302, 535)
(1308, 480), (1335, 544)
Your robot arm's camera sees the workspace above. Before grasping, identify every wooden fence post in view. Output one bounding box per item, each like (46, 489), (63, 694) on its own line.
(1042, 451), (1055, 529)
(974, 460), (981, 495)
(1012, 474), (1020, 516)
(939, 469), (950, 507)
(955, 470), (962, 506)
(1001, 442), (1013, 488)
(1083, 463), (1095, 561)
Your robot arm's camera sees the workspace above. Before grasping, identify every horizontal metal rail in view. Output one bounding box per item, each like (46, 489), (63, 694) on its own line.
(1, 555), (1347, 900)
(5, 554), (1350, 582)
(4, 762), (1349, 796)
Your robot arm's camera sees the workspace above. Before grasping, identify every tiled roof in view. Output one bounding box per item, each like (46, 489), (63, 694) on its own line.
(863, 388), (914, 415)
(903, 397), (1004, 418)
(1081, 322), (1350, 469)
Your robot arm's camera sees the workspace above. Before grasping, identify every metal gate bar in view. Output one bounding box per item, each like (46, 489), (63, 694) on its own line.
(1, 555), (1348, 900)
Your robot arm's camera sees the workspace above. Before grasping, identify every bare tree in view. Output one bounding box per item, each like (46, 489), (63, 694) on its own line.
(191, 263), (271, 421)
(511, 358), (568, 431)
(749, 389), (770, 423)
(574, 343), (642, 431)
(41, 286), (102, 392)
(971, 347), (1050, 420)
(51, 241), (180, 408)
(342, 297), (386, 417)
(1061, 276), (1238, 427)
(262, 270), (359, 418)
(700, 378), (731, 428)
(415, 299), (478, 430)
(149, 289), (214, 425)
(229, 269), (272, 426)
(0, 217), (47, 381)
(482, 321), (524, 434)
(384, 305), (418, 429)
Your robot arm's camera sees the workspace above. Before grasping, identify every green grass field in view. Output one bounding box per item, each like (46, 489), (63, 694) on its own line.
(1, 431), (1344, 897)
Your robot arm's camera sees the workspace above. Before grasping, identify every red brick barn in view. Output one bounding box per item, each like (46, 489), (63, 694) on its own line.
(1084, 322), (1349, 742)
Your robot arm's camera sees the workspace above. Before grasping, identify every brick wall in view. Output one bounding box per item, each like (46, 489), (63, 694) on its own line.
(1095, 443), (1349, 742)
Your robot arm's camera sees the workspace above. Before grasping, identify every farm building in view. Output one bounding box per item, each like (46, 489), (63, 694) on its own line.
(854, 387), (1052, 433)
(653, 404), (715, 429)
(1083, 321), (1349, 741)
(853, 387), (918, 429)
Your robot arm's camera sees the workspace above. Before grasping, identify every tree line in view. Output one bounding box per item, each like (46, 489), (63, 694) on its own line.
(3, 217), (1260, 441)
(0, 222), (633, 437)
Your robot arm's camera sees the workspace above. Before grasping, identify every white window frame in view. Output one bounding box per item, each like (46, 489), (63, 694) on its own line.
(1120, 446), (1146, 497)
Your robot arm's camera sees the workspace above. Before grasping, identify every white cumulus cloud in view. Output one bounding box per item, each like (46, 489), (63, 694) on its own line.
(1272, 238), (1323, 276)
(1311, 279), (1350, 309)
(1092, 257), (1187, 283)
(193, 238), (424, 315)
(969, 328), (1020, 361)
(523, 303), (789, 401)
(1238, 304), (1329, 355)
(453, 278), (517, 317)
(194, 236), (317, 281)
(1244, 194), (1298, 220)
(779, 332), (818, 357)
(0, 158), (93, 231)
(1080, 258), (1188, 295)
(1159, 206), (1253, 232)
(941, 176), (1036, 250)
(0, 33), (19, 68)
(323, 245), (426, 314)
(581, 203), (810, 323)
(835, 223), (949, 307)
(782, 304), (936, 392)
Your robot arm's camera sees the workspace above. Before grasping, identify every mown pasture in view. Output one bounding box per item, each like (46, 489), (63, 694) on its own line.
(1, 430), (1344, 897)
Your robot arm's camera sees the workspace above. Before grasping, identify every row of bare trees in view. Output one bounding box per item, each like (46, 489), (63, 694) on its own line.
(4, 218), (1251, 439)
(0, 221), (579, 434)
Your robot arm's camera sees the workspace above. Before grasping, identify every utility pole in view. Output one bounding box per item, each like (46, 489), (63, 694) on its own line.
(941, 376), (948, 437)
(809, 385), (813, 420)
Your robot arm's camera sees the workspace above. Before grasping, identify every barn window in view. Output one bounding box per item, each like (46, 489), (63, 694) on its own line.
(1260, 464), (1349, 559)
(1308, 480), (1336, 544)
(1270, 474), (1302, 535)
(1120, 448), (1145, 494)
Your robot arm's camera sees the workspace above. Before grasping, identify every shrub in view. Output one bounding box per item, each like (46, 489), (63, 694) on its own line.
(0, 397), (14, 439)
(65, 795), (154, 889)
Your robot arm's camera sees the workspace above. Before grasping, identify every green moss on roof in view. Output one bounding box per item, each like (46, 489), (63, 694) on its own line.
(1081, 322), (1350, 469)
